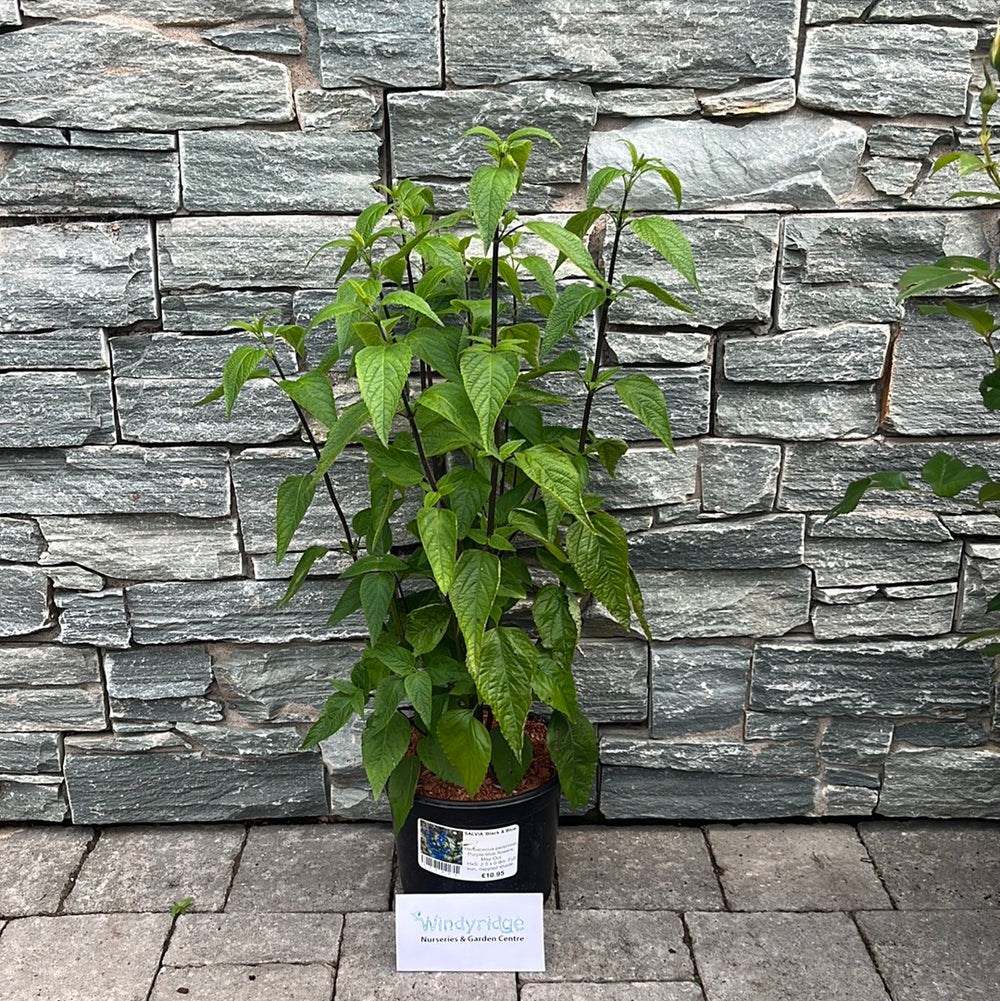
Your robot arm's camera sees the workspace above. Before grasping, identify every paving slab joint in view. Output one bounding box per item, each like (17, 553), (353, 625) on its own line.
(855, 824), (902, 910)
(848, 909), (894, 1000)
(55, 827), (101, 915)
(679, 912), (711, 1001)
(220, 824), (250, 911)
(144, 913), (181, 1001)
(698, 826), (732, 911)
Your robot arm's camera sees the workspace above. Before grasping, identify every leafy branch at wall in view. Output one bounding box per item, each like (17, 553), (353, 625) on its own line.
(201, 127), (698, 829)
(829, 25), (1000, 652)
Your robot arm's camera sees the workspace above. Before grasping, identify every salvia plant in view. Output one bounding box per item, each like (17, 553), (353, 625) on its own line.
(829, 24), (1000, 651)
(204, 126), (698, 829)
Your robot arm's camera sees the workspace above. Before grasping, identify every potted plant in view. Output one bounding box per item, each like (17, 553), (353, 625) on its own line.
(204, 126), (698, 896)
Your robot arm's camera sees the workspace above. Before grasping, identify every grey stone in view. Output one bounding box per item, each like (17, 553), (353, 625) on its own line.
(69, 130), (177, 151)
(573, 639), (648, 722)
(56, 589), (130, 648)
(227, 824), (393, 912)
(863, 156), (924, 199)
(811, 595), (957, 639)
(0, 0), (19, 23)
(632, 568), (812, 641)
(867, 124), (955, 161)
(151, 964), (336, 1001)
(106, 646), (212, 700)
(389, 83), (596, 183)
(806, 538), (963, 587)
(63, 738), (327, 823)
(814, 586), (879, 605)
(306, 0), (440, 88)
(111, 332), (297, 379)
(821, 784), (880, 815)
(336, 912), (516, 1001)
(821, 719), (894, 765)
(825, 766), (882, 790)
(0, 21), (293, 130)
(589, 112), (864, 211)
(943, 514), (1000, 536)
(20, 0), (293, 20)
(0, 732), (61, 774)
(166, 911), (343, 965)
(0, 328), (109, 370)
(856, 911), (1000, 1000)
(777, 282), (903, 330)
(0, 565), (51, 638)
(595, 88), (698, 117)
(0, 518), (44, 562)
(868, 0), (1000, 18)
(651, 643), (749, 737)
(0, 826), (92, 917)
(181, 130), (380, 213)
(0, 220), (155, 331)
(605, 329), (711, 365)
(630, 515), (805, 570)
(687, 912), (890, 1001)
(520, 910), (692, 983)
(320, 718), (391, 821)
(202, 25), (302, 55)
(110, 696), (221, 724)
(0, 446), (230, 517)
(444, 0), (799, 86)
(699, 440), (781, 515)
(556, 826), (722, 910)
(589, 445), (697, 510)
(744, 712), (820, 742)
(0, 371), (114, 447)
(40, 558), (104, 589)
(800, 25), (978, 117)
(521, 986), (704, 1001)
(157, 215), (357, 291)
(879, 747), (1000, 817)
(859, 820), (1000, 909)
(65, 824), (244, 913)
(295, 88), (382, 131)
(172, 724), (310, 758)
(0, 643), (99, 686)
(724, 324), (889, 382)
(809, 510), (953, 542)
(895, 720), (988, 747)
(0, 913), (171, 1001)
(957, 542), (1000, 632)
(699, 79), (797, 117)
(0, 776), (68, 822)
(40, 515), (241, 581)
(805, 0), (867, 19)
(716, 381), (880, 440)
(750, 639), (992, 717)
(0, 146), (178, 215)
(613, 215), (779, 329)
(707, 823), (890, 911)
(0, 126), (66, 145)
(161, 291), (294, 331)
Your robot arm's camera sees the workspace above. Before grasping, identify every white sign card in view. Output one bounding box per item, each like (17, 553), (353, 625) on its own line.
(394, 892), (545, 972)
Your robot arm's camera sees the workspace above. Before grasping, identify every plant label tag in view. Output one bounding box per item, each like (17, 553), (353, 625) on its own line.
(417, 818), (519, 881)
(394, 892), (545, 972)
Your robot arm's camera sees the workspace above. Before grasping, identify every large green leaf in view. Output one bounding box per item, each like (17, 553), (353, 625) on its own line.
(532, 584), (578, 669)
(436, 467), (491, 538)
(490, 728), (532, 794)
(405, 603), (453, 656)
(460, 347), (520, 450)
(514, 444), (592, 526)
(826, 471), (913, 519)
(278, 545), (329, 607)
(417, 506), (458, 595)
(565, 511), (632, 630)
(362, 709), (411, 800)
(546, 708), (597, 809)
(275, 474), (316, 563)
(614, 372), (673, 449)
(278, 370), (338, 429)
(542, 283), (606, 357)
(416, 382), (480, 441)
(449, 550), (501, 675)
(477, 627), (536, 754)
(524, 220), (605, 284)
(313, 401), (370, 480)
(382, 289), (444, 326)
(359, 571), (395, 642)
(407, 326), (463, 383)
(921, 452), (989, 498)
(222, 346), (267, 417)
(404, 671), (434, 727)
(355, 341), (412, 445)
(469, 163), (519, 248)
(301, 688), (360, 748)
(417, 731), (466, 788)
(532, 652), (578, 717)
(629, 215), (698, 289)
(387, 755), (420, 834)
(436, 708), (491, 795)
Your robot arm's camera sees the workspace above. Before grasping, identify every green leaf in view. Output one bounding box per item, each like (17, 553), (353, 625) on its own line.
(404, 671), (434, 727)
(519, 254), (558, 299)
(979, 481), (1000, 506)
(387, 755), (420, 834)
(615, 372), (674, 449)
(360, 571), (395, 642)
(825, 472), (913, 519)
(921, 452), (989, 498)
(981, 369), (1000, 410)
(406, 326), (463, 383)
(532, 584), (579, 669)
(621, 274), (692, 313)
(546, 708), (597, 809)
(514, 444), (592, 526)
(437, 467), (492, 538)
(405, 603), (453, 655)
(897, 265), (978, 300)
(328, 576), (363, 627)
(652, 165), (683, 207)
(301, 689), (360, 748)
(362, 709), (411, 800)
(566, 511), (632, 630)
(469, 163), (519, 248)
(449, 550), (501, 676)
(382, 289), (444, 327)
(532, 652), (578, 717)
(313, 402), (371, 481)
(593, 437), (627, 477)
(275, 474), (316, 563)
(278, 545), (329, 607)
(628, 215), (698, 290)
(193, 384), (225, 408)
(543, 283), (607, 357)
(587, 166), (626, 208)
(417, 732), (466, 788)
(360, 438), (424, 487)
(460, 347), (520, 450)
(339, 553), (409, 579)
(416, 382), (480, 441)
(417, 506), (458, 595)
(490, 727), (532, 794)
(436, 708), (491, 796)
(477, 627), (536, 754)
(222, 346), (267, 417)
(355, 341), (412, 446)
(524, 220), (605, 284)
(278, 370), (338, 429)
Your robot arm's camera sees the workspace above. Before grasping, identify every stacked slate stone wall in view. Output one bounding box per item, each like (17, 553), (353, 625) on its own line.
(0, 1), (998, 824)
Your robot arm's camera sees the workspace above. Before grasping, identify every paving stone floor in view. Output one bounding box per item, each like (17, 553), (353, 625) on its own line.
(0, 819), (997, 1000)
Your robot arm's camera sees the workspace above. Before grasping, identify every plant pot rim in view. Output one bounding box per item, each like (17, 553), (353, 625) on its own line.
(413, 774), (560, 811)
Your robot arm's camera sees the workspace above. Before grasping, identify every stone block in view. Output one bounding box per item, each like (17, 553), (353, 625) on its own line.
(0, 21), (293, 130)
(0, 776), (68, 822)
(809, 509), (952, 542)
(751, 638), (992, 717)
(815, 586), (880, 604)
(879, 746), (1000, 817)
(706, 823), (890, 911)
(111, 695), (222, 724)
(573, 639), (648, 722)
(227, 824), (393, 912)
(0, 826), (92, 917)
(0, 220), (155, 331)
(306, 0), (440, 88)
(589, 444), (697, 510)
(20, 0), (293, 20)
(596, 88), (698, 117)
(0, 643), (99, 686)
(0, 126), (65, 145)
(699, 79), (797, 117)
(0, 329), (109, 370)
(724, 324), (889, 382)
(151, 964), (336, 1000)
(633, 568), (812, 641)
(295, 88), (382, 132)
(55, 589), (130, 648)
(800, 24), (978, 116)
(389, 83), (596, 183)
(444, 0), (799, 86)
(957, 542), (1000, 632)
(69, 130), (177, 151)
(605, 329), (711, 365)
(0, 518), (44, 562)
(894, 720), (988, 747)
(589, 112), (864, 211)
(744, 711), (820, 742)
(64, 824), (244, 913)
(821, 784), (880, 815)
(0, 371), (114, 447)
(521, 987), (704, 1001)
(806, 538), (962, 587)
(812, 594), (956, 639)
(630, 515), (805, 570)
(111, 333), (298, 380)
(651, 643), (749, 737)
(777, 282), (902, 329)
(0, 0), (18, 23)
(0, 565), (51, 638)
(0, 446), (230, 517)
(821, 718), (894, 765)
(106, 646), (212, 700)
(0, 674), (107, 730)
(160, 291), (294, 331)
(0, 146), (179, 215)
(180, 130), (379, 213)
(0, 732), (61, 774)
(202, 25), (302, 55)
(699, 439), (781, 515)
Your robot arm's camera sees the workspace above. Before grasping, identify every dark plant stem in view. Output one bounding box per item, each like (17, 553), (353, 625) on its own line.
(487, 227), (503, 538)
(401, 383), (438, 490)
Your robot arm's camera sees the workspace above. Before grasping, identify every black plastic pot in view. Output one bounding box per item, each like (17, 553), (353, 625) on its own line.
(396, 776), (560, 899)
